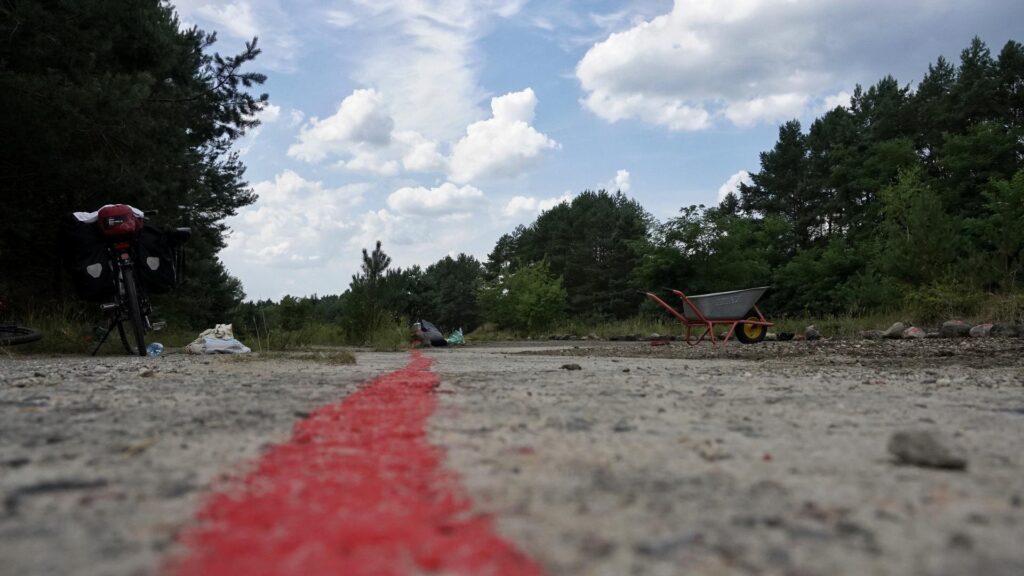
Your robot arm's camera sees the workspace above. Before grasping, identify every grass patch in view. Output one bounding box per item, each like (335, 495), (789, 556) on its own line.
(366, 322), (410, 352)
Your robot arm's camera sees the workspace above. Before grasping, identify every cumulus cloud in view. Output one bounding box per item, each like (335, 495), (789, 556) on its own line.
(288, 89), (448, 176)
(449, 88), (559, 183)
(289, 89), (393, 163)
(395, 131), (447, 173)
(502, 192), (574, 219)
(225, 170), (367, 267)
(605, 169), (631, 193)
(257, 103), (281, 123)
(386, 182), (485, 219)
(344, 1), (531, 141)
(576, 0), (1020, 130)
(717, 170), (752, 202)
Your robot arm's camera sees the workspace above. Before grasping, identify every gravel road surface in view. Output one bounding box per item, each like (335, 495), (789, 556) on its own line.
(2, 338), (1023, 575)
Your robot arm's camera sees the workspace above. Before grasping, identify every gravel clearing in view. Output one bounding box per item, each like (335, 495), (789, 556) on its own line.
(3, 338), (1024, 575)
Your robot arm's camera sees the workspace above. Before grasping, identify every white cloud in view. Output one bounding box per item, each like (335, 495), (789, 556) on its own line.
(386, 182), (485, 219)
(395, 131), (447, 172)
(604, 169), (631, 193)
(288, 89), (394, 163)
(575, 0), (1004, 131)
(724, 93), (809, 128)
(176, 1), (300, 71)
(257, 103), (281, 123)
(225, 170), (368, 268)
(197, 1), (259, 39)
(289, 90), (447, 176)
(449, 88), (559, 183)
(717, 170), (752, 202)
(288, 109), (305, 127)
(822, 91), (853, 112)
(340, 153), (400, 176)
(344, 1), (532, 142)
(502, 192), (574, 219)
(324, 9), (357, 28)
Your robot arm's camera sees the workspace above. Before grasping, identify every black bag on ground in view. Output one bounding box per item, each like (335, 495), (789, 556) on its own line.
(60, 216), (116, 302)
(419, 320), (448, 347)
(137, 224), (186, 293)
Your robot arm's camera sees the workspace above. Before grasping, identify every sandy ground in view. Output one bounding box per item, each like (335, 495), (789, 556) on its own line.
(2, 338), (1023, 575)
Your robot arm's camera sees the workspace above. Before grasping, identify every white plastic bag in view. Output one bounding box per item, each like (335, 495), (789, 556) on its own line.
(185, 324), (251, 354)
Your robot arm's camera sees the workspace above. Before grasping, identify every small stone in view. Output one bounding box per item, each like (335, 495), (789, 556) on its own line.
(969, 323), (993, 338)
(902, 326), (926, 339)
(887, 430), (967, 470)
(883, 322), (907, 339)
(861, 330), (884, 340)
(948, 532), (974, 550)
(764, 332), (778, 342)
(805, 325), (822, 341)
(940, 320), (973, 338)
(588, 333), (600, 341)
(612, 418), (636, 433)
(696, 439), (729, 462)
(990, 323), (1020, 338)
(138, 367), (156, 378)
(560, 363), (582, 371)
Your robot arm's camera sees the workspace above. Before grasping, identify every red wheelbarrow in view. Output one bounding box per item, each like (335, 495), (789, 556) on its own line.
(643, 286), (772, 346)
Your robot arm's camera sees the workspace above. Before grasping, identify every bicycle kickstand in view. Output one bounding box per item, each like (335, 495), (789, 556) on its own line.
(90, 311), (121, 356)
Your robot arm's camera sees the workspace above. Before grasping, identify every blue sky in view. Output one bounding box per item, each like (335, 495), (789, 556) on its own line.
(171, 0), (1022, 300)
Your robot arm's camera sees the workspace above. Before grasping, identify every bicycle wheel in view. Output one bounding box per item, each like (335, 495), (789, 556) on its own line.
(122, 267), (147, 356)
(0, 325), (42, 346)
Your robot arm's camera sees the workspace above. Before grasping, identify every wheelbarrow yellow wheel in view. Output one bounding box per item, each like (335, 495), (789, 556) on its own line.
(735, 313), (767, 344)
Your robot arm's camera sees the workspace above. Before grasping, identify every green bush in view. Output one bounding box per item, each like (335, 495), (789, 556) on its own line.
(479, 261), (566, 335)
(904, 282), (986, 323)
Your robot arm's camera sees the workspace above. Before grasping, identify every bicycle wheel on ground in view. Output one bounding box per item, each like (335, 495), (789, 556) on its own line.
(0, 325), (42, 346)
(735, 310), (767, 344)
(122, 267), (147, 356)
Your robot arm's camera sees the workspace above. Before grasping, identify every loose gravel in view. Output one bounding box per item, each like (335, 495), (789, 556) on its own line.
(2, 338), (1023, 576)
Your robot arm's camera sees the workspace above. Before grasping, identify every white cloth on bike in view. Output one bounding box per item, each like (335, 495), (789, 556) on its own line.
(73, 205), (144, 223)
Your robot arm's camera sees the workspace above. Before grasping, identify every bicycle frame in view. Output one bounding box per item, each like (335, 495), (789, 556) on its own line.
(90, 240), (152, 356)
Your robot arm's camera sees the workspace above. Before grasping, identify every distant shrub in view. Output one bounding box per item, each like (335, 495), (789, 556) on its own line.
(904, 282), (986, 323)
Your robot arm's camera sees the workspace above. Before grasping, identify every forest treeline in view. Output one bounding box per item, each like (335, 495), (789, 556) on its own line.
(243, 36), (1023, 341)
(0, 1), (265, 325)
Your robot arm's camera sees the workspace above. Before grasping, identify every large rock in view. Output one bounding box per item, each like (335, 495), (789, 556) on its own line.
(805, 325), (822, 341)
(990, 323), (1021, 338)
(902, 326), (926, 339)
(969, 323), (994, 338)
(883, 322), (907, 339)
(940, 320), (973, 338)
(888, 430), (967, 470)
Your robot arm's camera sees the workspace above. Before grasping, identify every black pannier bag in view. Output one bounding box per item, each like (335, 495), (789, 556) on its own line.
(60, 216), (116, 302)
(137, 224), (187, 293)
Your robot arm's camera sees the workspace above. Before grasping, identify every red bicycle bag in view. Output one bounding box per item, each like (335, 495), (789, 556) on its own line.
(97, 204), (142, 237)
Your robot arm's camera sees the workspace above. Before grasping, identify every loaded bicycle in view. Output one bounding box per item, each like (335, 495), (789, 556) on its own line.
(63, 205), (190, 356)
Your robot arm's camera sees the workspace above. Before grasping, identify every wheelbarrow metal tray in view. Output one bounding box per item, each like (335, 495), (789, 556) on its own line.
(682, 286), (769, 321)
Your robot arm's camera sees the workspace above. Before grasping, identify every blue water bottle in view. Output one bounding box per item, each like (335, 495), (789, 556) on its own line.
(146, 342), (164, 357)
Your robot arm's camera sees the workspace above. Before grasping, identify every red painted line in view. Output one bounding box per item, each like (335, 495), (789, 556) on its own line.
(164, 351), (542, 576)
